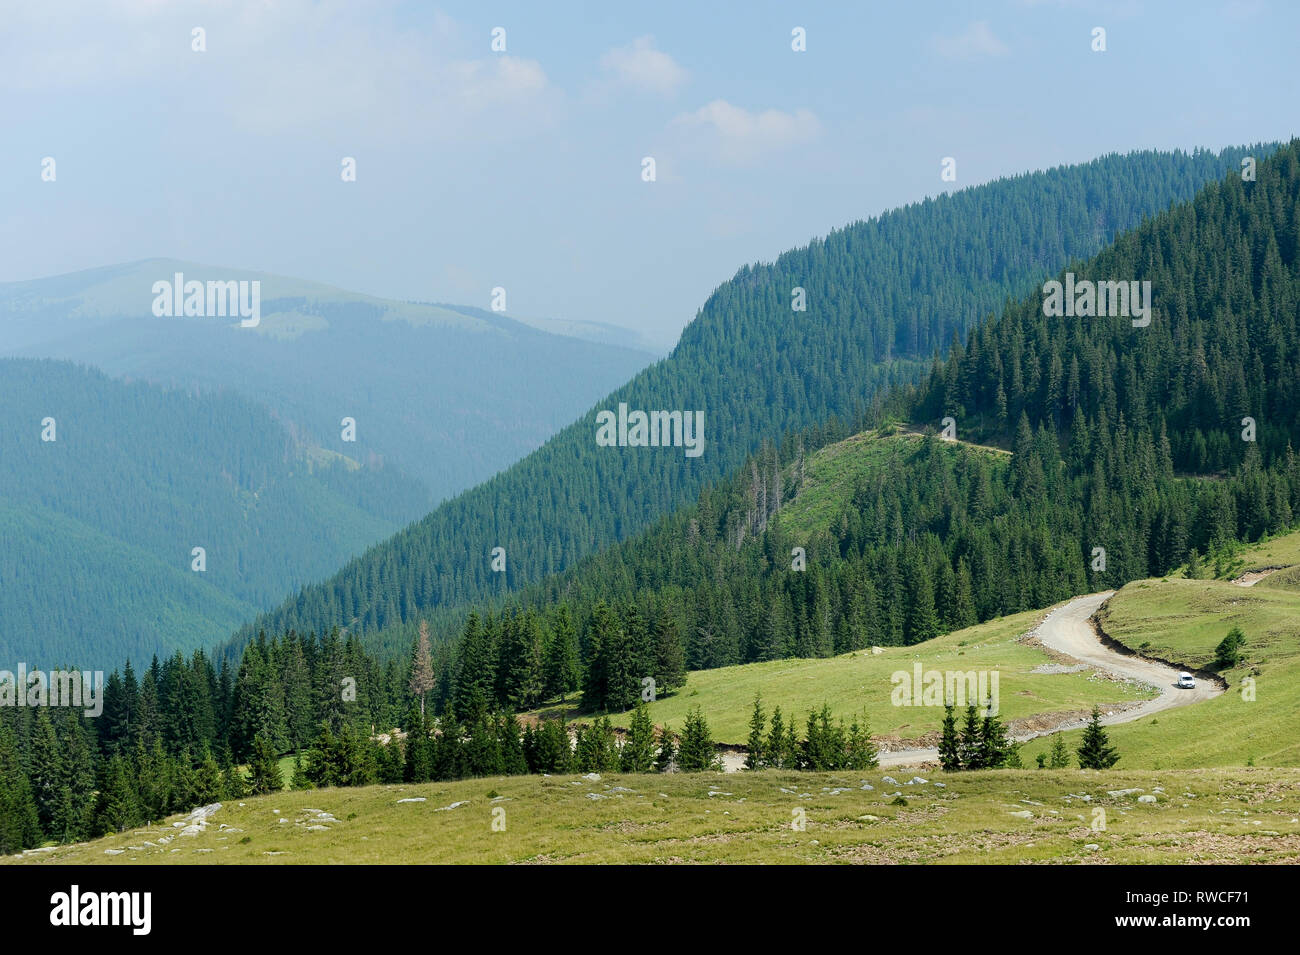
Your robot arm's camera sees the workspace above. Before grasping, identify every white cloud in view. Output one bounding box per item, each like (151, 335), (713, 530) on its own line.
(932, 21), (1008, 58)
(599, 36), (687, 96)
(671, 100), (820, 165)
(0, 1), (558, 143)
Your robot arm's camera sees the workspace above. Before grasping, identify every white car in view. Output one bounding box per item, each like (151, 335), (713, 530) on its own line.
(1176, 672), (1196, 689)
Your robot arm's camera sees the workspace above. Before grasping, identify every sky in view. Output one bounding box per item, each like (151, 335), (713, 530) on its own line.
(1, 0), (1296, 350)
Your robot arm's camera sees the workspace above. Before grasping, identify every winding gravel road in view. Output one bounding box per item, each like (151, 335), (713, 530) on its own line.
(873, 590), (1223, 768)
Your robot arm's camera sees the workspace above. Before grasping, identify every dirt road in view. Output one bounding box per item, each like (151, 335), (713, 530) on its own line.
(720, 591), (1223, 771)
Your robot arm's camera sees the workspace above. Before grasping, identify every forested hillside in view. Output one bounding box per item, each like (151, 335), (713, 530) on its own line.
(9, 142), (1300, 853)
(0, 359), (428, 664)
(223, 146), (1269, 660)
(413, 139), (1300, 710)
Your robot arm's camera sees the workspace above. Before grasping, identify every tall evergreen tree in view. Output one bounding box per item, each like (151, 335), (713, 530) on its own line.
(1076, 707), (1120, 769)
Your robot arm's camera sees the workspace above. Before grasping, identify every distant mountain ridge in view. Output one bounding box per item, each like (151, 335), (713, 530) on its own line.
(0, 259), (654, 504)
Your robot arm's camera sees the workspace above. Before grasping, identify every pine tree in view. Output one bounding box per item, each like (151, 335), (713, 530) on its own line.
(248, 733), (284, 794)
(403, 703), (433, 783)
(1076, 707), (1120, 769)
(937, 705), (961, 771)
(621, 703), (657, 773)
(574, 717), (617, 772)
(1048, 732), (1071, 769)
(655, 725), (676, 772)
(845, 711), (879, 770)
(497, 714), (529, 776)
(0, 720), (41, 853)
(54, 711), (97, 840)
(653, 615), (687, 693)
(1215, 626), (1246, 668)
(744, 694), (766, 770)
(527, 717), (570, 774)
(193, 746), (224, 803)
(581, 602), (616, 712)
(27, 708), (62, 832)
(544, 606), (580, 703)
(677, 707), (718, 772)
(409, 620), (436, 717)
(292, 750), (315, 790)
(95, 754), (140, 835)
(958, 704), (982, 770)
(766, 705), (787, 769)
(978, 711), (1015, 768)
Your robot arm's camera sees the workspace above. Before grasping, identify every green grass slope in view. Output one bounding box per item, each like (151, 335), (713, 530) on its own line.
(1016, 531), (1300, 769)
(585, 604), (1152, 746)
(12, 768), (1299, 865)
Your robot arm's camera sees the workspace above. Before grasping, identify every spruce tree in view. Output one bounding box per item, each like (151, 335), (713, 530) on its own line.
(653, 616), (687, 693)
(745, 694), (766, 770)
(937, 705), (961, 771)
(655, 725), (676, 772)
(621, 703), (657, 773)
(0, 720), (41, 853)
(1076, 707), (1120, 769)
(958, 704), (982, 770)
(677, 707), (718, 772)
(95, 754), (140, 835)
(544, 606), (580, 703)
(1215, 627), (1246, 668)
(1048, 732), (1071, 769)
(248, 733), (284, 794)
(978, 711), (1015, 768)
(766, 705), (787, 769)
(845, 711), (879, 770)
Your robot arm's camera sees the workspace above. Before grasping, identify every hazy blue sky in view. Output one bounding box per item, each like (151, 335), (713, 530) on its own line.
(2, 0), (1295, 348)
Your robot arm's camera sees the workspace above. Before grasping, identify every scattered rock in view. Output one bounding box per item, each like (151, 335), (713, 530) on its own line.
(435, 801), (468, 811)
(184, 803), (222, 822)
(1138, 795), (1157, 804)
(1084, 843), (1100, 851)
(582, 773), (601, 782)
(104, 848), (125, 855)
(1009, 810), (1034, 819)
